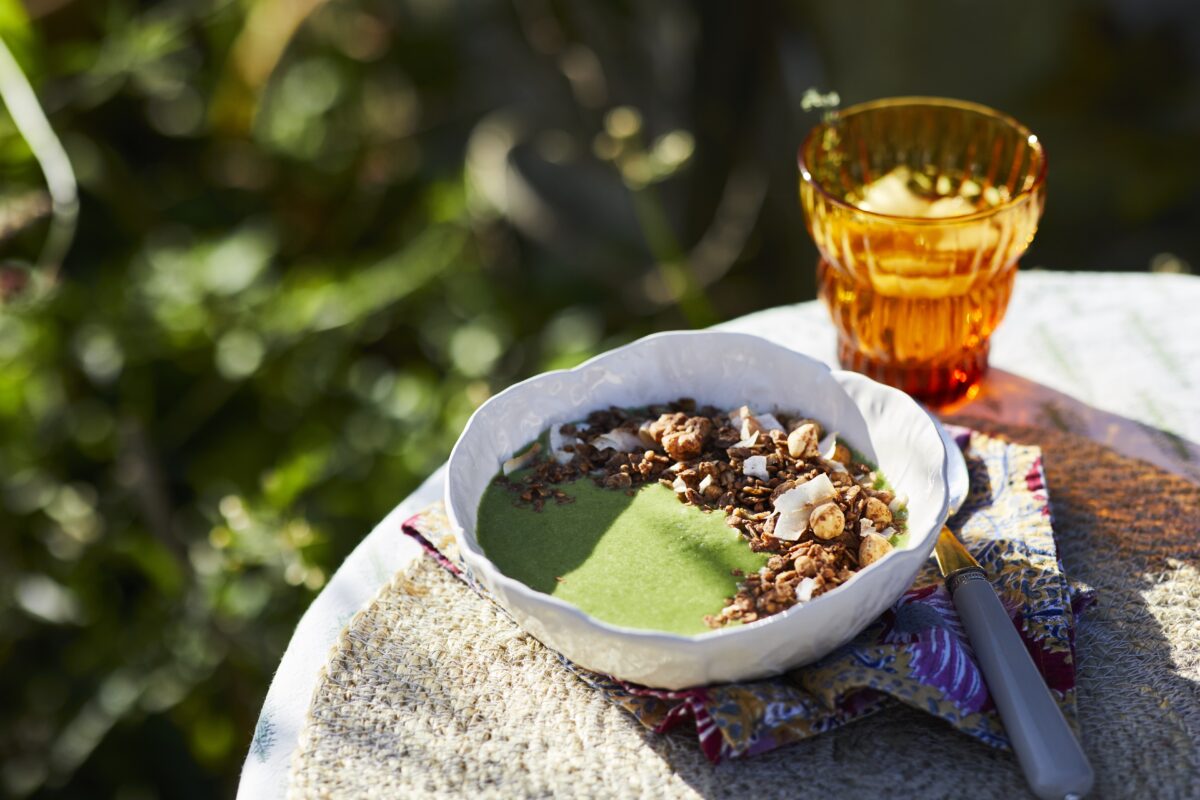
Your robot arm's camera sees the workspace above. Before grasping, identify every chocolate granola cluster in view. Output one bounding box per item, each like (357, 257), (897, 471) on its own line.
(493, 398), (904, 628)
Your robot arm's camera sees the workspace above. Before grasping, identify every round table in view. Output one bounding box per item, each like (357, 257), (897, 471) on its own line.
(237, 270), (1200, 799)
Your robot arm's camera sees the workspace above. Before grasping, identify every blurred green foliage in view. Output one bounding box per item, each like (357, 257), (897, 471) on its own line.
(0, 0), (1196, 796)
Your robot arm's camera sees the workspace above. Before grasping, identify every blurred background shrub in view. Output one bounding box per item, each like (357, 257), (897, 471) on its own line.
(0, 0), (1196, 796)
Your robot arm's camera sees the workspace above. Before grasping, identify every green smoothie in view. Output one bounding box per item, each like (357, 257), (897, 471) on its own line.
(477, 474), (768, 635)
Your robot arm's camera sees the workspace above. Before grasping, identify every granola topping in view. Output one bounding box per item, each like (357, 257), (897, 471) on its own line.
(491, 398), (907, 629)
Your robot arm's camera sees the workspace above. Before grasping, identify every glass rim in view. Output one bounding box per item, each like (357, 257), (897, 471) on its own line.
(796, 96), (1048, 225)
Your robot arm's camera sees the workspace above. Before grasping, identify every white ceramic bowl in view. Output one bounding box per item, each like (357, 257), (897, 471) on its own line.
(445, 331), (951, 689)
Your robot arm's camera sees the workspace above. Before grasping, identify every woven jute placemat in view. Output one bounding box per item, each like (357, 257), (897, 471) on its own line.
(288, 422), (1200, 799)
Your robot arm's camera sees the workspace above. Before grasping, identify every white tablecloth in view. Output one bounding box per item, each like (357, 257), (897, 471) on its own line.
(238, 271), (1200, 798)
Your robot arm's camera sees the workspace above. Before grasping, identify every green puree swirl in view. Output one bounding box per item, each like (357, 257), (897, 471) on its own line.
(477, 473), (768, 635)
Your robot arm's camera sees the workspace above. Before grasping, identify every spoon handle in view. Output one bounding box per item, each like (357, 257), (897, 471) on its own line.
(947, 567), (1094, 800)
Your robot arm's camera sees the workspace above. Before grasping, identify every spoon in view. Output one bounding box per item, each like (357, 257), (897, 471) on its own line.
(933, 419), (1094, 800)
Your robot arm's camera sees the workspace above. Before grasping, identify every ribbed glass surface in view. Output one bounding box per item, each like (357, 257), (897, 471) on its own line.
(798, 97), (1046, 405)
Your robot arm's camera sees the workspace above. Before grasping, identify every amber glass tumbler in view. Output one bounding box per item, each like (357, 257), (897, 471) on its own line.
(798, 97), (1046, 406)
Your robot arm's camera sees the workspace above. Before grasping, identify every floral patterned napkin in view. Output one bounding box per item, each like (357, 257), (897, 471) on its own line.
(402, 427), (1091, 763)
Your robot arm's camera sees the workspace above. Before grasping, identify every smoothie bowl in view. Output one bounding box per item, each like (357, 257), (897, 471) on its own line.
(445, 331), (952, 689)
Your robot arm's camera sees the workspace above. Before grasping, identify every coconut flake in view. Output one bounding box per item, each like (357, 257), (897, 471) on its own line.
(743, 455), (769, 481)
(818, 431), (839, 460)
(733, 431), (760, 449)
(888, 493), (908, 515)
(771, 473), (837, 540)
(637, 421), (658, 449)
(549, 424), (577, 464)
(859, 518), (878, 537)
(773, 519), (805, 541)
(774, 473), (837, 514)
(671, 475), (688, 494)
(756, 413), (785, 433)
(592, 428), (643, 453)
(881, 526), (897, 540)
(698, 474), (714, 494)
(502, 442), (542, 475)
(822, 458), (849, 474)
(730, 406), (783, 435)
(796, 577), (817, 603)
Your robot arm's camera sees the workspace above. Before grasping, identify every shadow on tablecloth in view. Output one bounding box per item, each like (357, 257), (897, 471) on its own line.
(949, 369), (1200, 484)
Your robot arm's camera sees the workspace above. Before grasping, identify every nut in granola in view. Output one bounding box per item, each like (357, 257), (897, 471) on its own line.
(864, 496), (893, 529)
(809, 501), (845, 540)
(787, 423), (820, 459)
(859, 532), (893, 566)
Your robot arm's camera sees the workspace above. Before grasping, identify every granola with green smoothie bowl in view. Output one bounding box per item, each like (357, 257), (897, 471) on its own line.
(478, 398), (908, 636)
